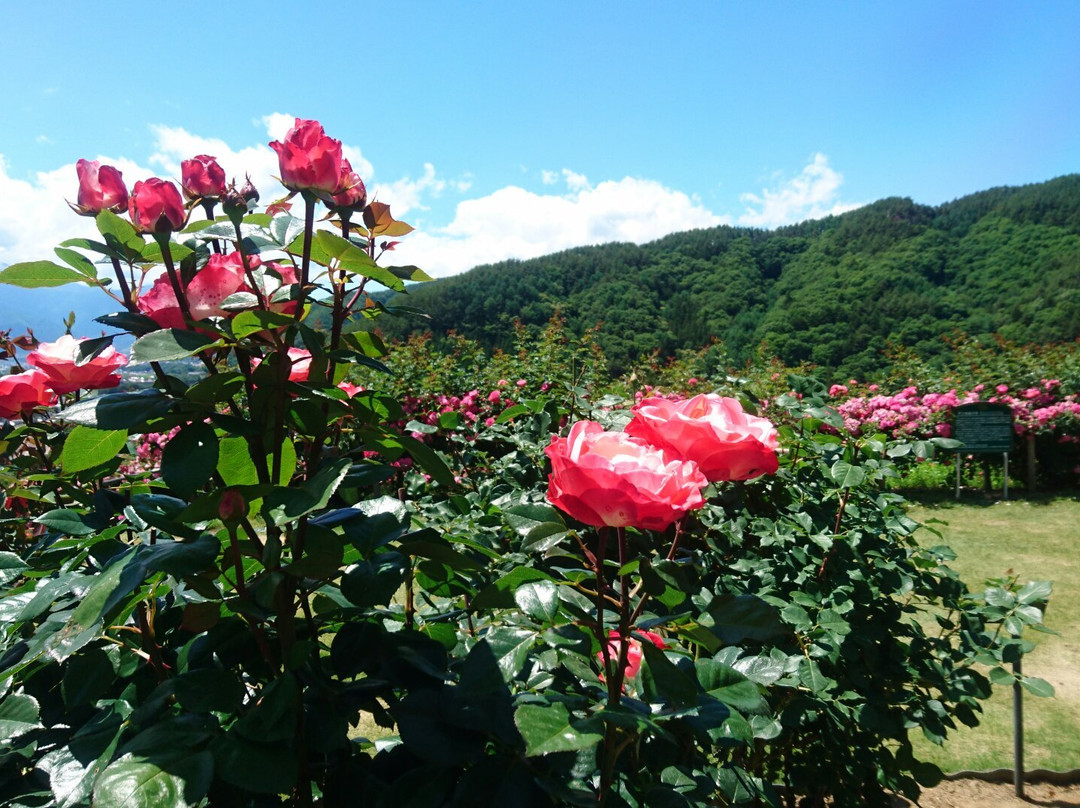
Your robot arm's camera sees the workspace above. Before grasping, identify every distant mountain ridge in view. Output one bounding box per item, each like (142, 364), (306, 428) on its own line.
(372, 175), (1080, 378)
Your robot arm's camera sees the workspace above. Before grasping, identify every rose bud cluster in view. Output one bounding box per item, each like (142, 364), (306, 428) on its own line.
(0, 369), (57, 420)
(128, 178), (186, 233)
(25, 335), (128, 395)
(181, 155), (227, 200)
(71, 159), (128, 216)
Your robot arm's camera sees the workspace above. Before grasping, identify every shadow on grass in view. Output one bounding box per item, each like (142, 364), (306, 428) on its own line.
(897, 488), (1080, 509)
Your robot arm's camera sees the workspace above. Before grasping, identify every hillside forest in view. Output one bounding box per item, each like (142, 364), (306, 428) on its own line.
(364, 175), (1080, 379)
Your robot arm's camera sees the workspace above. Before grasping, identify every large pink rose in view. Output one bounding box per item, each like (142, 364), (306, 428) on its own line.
(138, 251), (250, 328)
(600, 629), (665, 680)
(181, 155), (227, 199)
(128, 178), (186, 233)
(25, 335), (128, 395)
(626, 394), (779, 482)
(74, 159), (128, 215)
(269, 119), (344, 194)
(0, 369), (57, 419)
(545, 420), (707, 531)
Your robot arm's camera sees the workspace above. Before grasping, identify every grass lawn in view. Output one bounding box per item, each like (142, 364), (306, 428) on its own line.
(905, 493), (1080, 773)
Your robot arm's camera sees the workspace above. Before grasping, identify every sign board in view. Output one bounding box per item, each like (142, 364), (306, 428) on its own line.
(954, 402), (1014, 454)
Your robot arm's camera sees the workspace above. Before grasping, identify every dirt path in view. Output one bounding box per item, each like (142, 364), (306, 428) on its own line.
(891, 779), (1080, 807)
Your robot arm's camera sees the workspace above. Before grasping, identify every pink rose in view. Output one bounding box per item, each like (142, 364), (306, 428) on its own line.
(128, 178), (186, 233)
(0, 369), (57, 419)
(181, 155), (227, 200)
(330, 158), (367, 210)
(25, 335), (127, 395)
(337, 381), (363, 397)
(599, 629), (665, 680)
(626, 394), (779, 482)
(251, 348), (312, 383)
(218, 489), (248, 524)
(487, 390), (501, 404)
(545, 420), (707, 531)
(73, 159), (128, 215)
(138, 251), (250, 328)
(269, 118), (344, 194)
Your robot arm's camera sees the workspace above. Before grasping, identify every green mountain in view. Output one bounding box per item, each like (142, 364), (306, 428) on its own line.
(371, 175), (1080, 379)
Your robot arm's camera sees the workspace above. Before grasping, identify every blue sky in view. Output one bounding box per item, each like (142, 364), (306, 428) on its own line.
(1, 1), (1079, 336)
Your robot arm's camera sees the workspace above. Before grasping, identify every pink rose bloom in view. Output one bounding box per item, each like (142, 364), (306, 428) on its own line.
(626, 394), (779, 482)
(337, 381), (363, 397)
(687, 377), (698, 386)
(250, 348), (313, 383)
(497, 379), (508, 387)
(484, 417), (496, 427)
(73, 159), (128, 215)
(996, 384), (1009, 394)
(829, 384), (849, 398)
(545, 420), (707, 531)
(0, 369), (57, 419)
(599, 629), (666, 680)
(181, 155), (227, 200)
(269, 118), (344, 194)
(487, 390), (501, 404)
(516, 379), (527, 388)
(128, 178), (186, 233)
(138, 251), (250, 328)
(330, 158), (367, 210)
(26, 335), (127, 395)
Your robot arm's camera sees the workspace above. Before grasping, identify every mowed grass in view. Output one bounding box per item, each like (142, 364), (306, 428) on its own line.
(905, 494), (1080, 772)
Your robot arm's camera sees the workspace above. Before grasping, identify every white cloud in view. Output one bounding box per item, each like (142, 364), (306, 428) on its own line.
(562, 169), (590, 192)
(737, 153), (861, 228)
(388, 177), (729, 278)
(540, 170), (559, 185)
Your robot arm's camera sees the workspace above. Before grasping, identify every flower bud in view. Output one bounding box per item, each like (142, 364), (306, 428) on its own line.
(181, 155), (227, 200)
(71, 159), (128, 216)
(128, 178), (186, 233)
(218, 489), (247, 524)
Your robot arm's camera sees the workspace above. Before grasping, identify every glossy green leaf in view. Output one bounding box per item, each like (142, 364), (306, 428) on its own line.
(92, 751), (213, 808)
(60, 426), (127, 474)
(130, 329), (220, 364)
(161, 422), (219, 499)
(0, 261), (90, 288)
(514, 702), (602, 757)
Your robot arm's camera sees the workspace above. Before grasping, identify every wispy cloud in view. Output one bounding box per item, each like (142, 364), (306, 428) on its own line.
(737, 153), (861, 228)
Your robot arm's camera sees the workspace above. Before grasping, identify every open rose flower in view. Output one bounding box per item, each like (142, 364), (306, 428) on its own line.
(269, 118), (344, 194)
(128, 178), (186, 233)
(72, 159), (128, 215)
(181, 155), (227, 200)
(138, 251), (251, 328)
(599, 629), (666, 681)
(626, 394), (779, 482)
(26, 335), (127, 395)
(545, 420), (707, 531)
(0, 369), (58, 419)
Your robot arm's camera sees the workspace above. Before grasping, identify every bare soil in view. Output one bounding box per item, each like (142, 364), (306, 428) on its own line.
(891, 779), (1080, 807)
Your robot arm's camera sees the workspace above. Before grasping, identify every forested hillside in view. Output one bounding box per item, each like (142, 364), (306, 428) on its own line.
(369, 175), (1080, 378)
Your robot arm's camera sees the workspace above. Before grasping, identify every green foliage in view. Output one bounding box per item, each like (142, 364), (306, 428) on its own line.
(370, 176), (1080, 379)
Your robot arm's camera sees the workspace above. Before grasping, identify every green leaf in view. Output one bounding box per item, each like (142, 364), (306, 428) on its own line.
(54, 246), (99, 278)
(60, 426), (127, 474)
(504, 504), (566, 537)
(514, 581), (561, 624)
(231, 309), (295, 338)
(130, 329), (220, 364)
(306, 230), (406, 292)
(0, 552), (29, 586)
(92, 751), (213, 808)
(0, 261), (91, 288)
(696, 659), (766, 713)
(639, 642), (699, 706)
(397, 434), (455, 487)
(514, 702), (603, 757)
(830, 460), (866, 488)
(58, 389), (177, 430)
(161, 422), (219, 499)
(485, 627), (537, 680)
(34, 508), (102, 536)
(96, 209), (143, 252)
(1017, 580), (1053, 605)
(0, 694), (42, 741)
(1019, 675), (1055, 698)
(471, 568), (555, 610)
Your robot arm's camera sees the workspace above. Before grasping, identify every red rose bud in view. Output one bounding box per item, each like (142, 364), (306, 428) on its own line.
(330, 159), (367, 211)
(269, 118), (344, 194)
(181, 155), (227, 200)
(72, 159), (128, 215)
(218, 489), (247, 524)
(128, 178), (186, 233)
